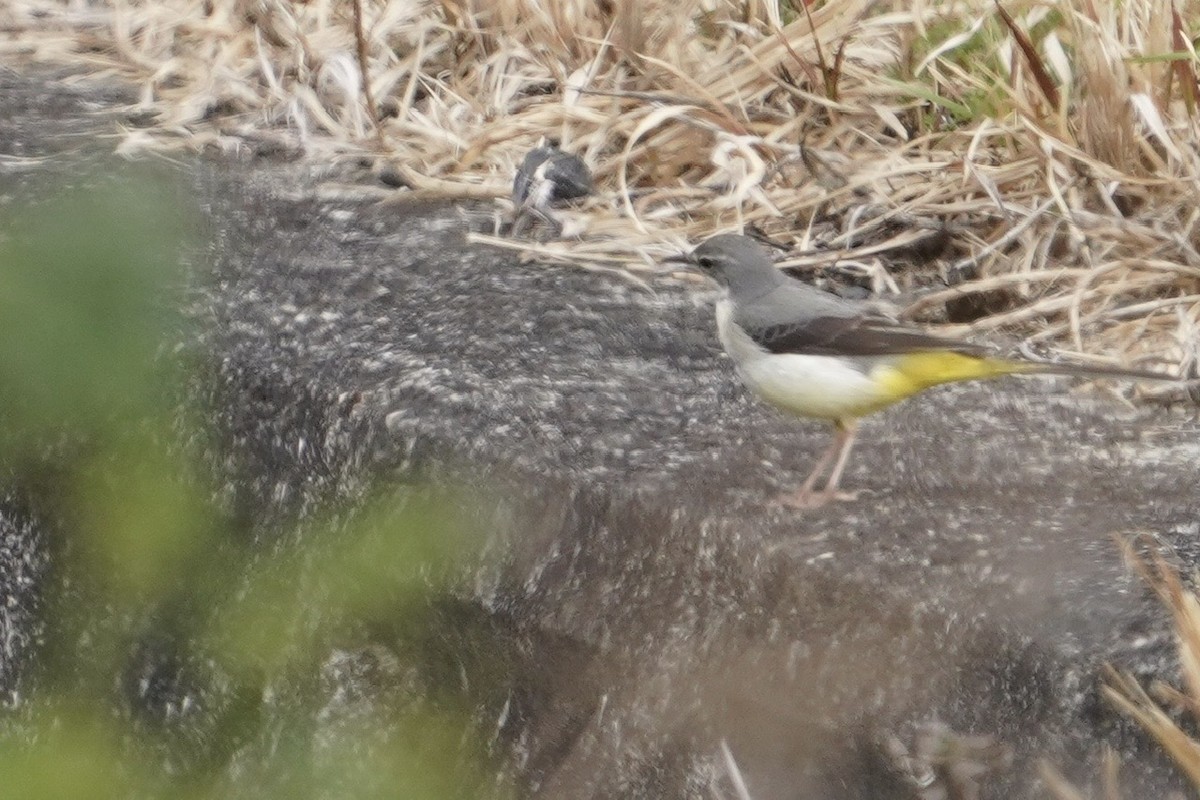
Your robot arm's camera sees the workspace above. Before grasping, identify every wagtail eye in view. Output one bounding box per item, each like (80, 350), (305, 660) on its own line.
(696, 256), (718, 271)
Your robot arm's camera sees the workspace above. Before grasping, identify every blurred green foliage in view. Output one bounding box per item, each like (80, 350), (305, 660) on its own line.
(0, 166), (506, 799)
(0, 175), (180, 449)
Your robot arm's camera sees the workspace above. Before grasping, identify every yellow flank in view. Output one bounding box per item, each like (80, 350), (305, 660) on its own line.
(872, 351), (1032, 404)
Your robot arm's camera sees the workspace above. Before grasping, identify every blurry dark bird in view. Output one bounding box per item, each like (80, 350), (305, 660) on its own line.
(511, 139), (593, 237)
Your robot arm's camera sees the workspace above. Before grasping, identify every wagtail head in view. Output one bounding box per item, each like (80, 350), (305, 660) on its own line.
(664, 233), (786, 297)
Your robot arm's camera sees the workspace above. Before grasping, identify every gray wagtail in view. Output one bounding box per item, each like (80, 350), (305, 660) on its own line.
(666, 233), (1183, 508)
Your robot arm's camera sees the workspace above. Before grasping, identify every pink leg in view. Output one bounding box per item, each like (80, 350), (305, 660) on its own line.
(779, 420), (860, 509)
(821, 420), (859, 495)
(797, 432), (843, 494)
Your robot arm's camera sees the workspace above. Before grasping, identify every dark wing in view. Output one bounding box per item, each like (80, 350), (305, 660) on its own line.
(543, 153), (593, 202)
(748, 312), (986, 358)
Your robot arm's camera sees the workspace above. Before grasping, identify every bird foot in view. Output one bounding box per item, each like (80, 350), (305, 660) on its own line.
(775, 488), (860, 509)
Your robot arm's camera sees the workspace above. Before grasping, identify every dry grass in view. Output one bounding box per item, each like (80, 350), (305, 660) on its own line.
(1041, 537), (1200, 799)
(6, 0), (1200, 378)
(1101, 539), (1200, 794)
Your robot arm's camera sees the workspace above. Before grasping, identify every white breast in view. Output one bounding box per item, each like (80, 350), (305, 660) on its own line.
(714, 298), (888, 420)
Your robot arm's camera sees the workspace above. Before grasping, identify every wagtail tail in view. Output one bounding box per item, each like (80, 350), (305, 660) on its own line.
(667, 234), (1183, 508)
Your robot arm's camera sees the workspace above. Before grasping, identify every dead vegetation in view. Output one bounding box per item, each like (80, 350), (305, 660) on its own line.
(1041, 538), (1200, 800)
(3, 0), (1199, 378)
